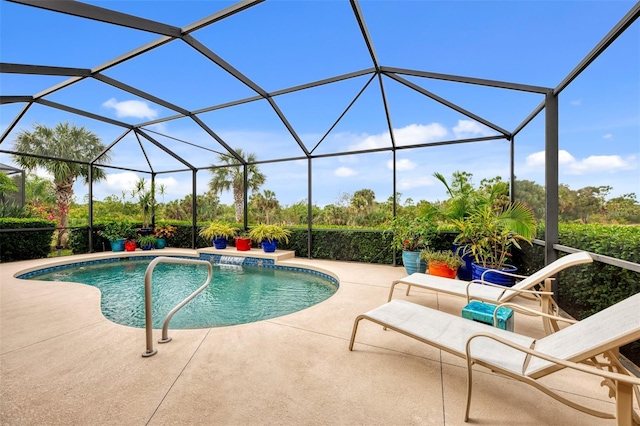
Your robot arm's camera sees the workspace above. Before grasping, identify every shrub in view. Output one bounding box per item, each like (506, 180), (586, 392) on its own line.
(0, 218), (56, 262)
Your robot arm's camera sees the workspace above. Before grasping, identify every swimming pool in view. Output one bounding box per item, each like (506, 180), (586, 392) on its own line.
(23, 256), (338, 329)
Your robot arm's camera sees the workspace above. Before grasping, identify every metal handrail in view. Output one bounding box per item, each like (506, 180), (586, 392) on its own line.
(142, 256), (213, 357)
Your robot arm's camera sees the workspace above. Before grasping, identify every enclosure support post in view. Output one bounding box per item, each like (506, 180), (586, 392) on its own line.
(88, 164), (94, 253)
(544, 90), (559, 298)
(392, 149), (397, 267)
(509, 137), (515, 204)
(307, 158), (312, 259)
(192, 170), (197, 249)
(151, 172), (156, 230)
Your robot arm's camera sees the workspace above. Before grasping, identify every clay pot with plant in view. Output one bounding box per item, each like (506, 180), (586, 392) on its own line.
(385, 216), (438, 275)
(420, 249), (464, 279)
(153, 225), (177, 249)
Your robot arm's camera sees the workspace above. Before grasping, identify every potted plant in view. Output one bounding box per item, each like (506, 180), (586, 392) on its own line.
(453, 201), (535, 286)
(420, 249), (464, 279)
(153, 225), (177, 249)
(248, 224), (291, 253)
(99, 221), (133, 252)
(385, 216), (437, 274)
(234, 232), (252, 251)
(199, 222), (237, 249)
(132, 177), (156, 234)
(137, 235), (157, 251)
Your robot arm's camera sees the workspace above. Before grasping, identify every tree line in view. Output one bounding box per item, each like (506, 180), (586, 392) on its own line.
(2, 122), (639, 245)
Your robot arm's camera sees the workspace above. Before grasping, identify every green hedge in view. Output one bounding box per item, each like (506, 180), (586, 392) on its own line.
(0, 218), (56, 262)
(518, 224), (640, 319)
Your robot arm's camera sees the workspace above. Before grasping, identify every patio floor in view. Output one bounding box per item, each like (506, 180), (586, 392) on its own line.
(0, 249), (633, 425)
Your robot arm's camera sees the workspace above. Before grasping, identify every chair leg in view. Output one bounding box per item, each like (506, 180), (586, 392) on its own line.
(616, 381), (634, 426)
(349, 316), (363, 351)
(464, 360), (474, 422)
(540, 278), (561, 335)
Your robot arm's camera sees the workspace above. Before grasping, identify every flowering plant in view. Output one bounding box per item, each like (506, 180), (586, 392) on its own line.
(385, 216), (437, 251)
(154, 225), (177, 239)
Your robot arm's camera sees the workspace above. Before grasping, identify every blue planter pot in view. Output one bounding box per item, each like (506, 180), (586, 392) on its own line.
(261, 240), (277, 252)
(155, 238), (166, 249)
(471, 263), (518, 287)
(453, 244), (473, 281)
(402, 250), (427, 275)
(109, 239), (125, 252)
(141, 244), (154, 251)
(213, 237), (228, 249)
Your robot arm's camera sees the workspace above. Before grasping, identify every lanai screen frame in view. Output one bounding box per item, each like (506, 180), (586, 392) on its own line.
(1, 0), (639, 273)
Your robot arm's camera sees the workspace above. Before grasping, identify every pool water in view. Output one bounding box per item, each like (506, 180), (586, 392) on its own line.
(29, 258), (338, 329)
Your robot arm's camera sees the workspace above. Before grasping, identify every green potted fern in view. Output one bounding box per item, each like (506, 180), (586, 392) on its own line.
(199, 222), (237, 249)
(248, 224), (291, 252)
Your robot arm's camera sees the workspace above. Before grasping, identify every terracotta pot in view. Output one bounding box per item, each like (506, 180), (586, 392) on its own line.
(428, 262), (458, 279)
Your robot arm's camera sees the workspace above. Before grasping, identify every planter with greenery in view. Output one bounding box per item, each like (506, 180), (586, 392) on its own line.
(420, 249), (464, 279)
(153, 225), (176, 249)
(137, 235), (157, 251)
(235, 232), (252, 251)
(124, 239), (137, 251)
(453, 201), (535, 286)
(99, 221), (134, 252)
(133, 177), (156, 233)
(385, 216), (437, 274)
(248, 224), (291, 252)
(199, 222), (237, 249)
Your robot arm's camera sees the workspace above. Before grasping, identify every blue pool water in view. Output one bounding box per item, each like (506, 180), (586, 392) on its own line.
(27, 258), (338, 329)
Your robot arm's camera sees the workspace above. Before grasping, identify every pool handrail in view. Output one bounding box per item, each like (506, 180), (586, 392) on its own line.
(142, 256), (213, 357)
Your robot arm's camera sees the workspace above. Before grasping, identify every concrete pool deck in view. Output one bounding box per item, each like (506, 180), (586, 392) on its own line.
(0, 249), (635, 425)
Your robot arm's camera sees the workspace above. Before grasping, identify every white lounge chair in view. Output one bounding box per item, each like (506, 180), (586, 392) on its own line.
(349, 293), (640, 425)
(389, 251), (593, 334)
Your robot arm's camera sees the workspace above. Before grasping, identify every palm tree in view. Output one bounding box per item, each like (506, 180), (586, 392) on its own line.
(208, 148), (265, 223)
(13, 122), (110, 247)
(251, 189), (279, 224)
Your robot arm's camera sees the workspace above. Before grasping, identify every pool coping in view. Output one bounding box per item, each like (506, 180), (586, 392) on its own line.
(14, 248), (339, 287)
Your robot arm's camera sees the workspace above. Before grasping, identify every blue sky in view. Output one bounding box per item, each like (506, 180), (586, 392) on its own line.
(1, 0), (638, 209)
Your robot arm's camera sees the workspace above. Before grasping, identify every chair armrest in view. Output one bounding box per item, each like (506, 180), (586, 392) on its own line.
(479, 268), (528, 281)
(495, 302), (578, 324)
(465, 280), (554, 302)
(465, 332), (640, 386)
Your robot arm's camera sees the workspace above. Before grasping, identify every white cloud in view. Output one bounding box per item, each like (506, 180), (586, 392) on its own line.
(348, 132), (391, 151)
(103, 171), (141, 194)
(603, 133), (613, 139)
(452, 120), (493, 139)
(397, 176), (435, 190)
(570, 99), (582, 106)
(102, 98), (158, 119)
(334, 167), (357, 177)
(394, 123), (448, 146)
(525, 150), (636, 175)
(387, 158), (416, 171)
(347, 123), (448, 151)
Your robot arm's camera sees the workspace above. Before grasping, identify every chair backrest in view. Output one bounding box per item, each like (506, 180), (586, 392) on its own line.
(499, 252), (593, 302)
(525, 292), (640, 377)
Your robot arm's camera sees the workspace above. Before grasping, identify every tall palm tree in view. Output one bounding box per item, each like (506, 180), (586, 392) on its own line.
(251, 189), (279, 224)
(13, 122), (110, 247)
(208, 148), (265, 223)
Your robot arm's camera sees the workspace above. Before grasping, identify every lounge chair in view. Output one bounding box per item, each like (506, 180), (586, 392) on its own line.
(389, 251), (593, 334)
(349, 293), (640, 425)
